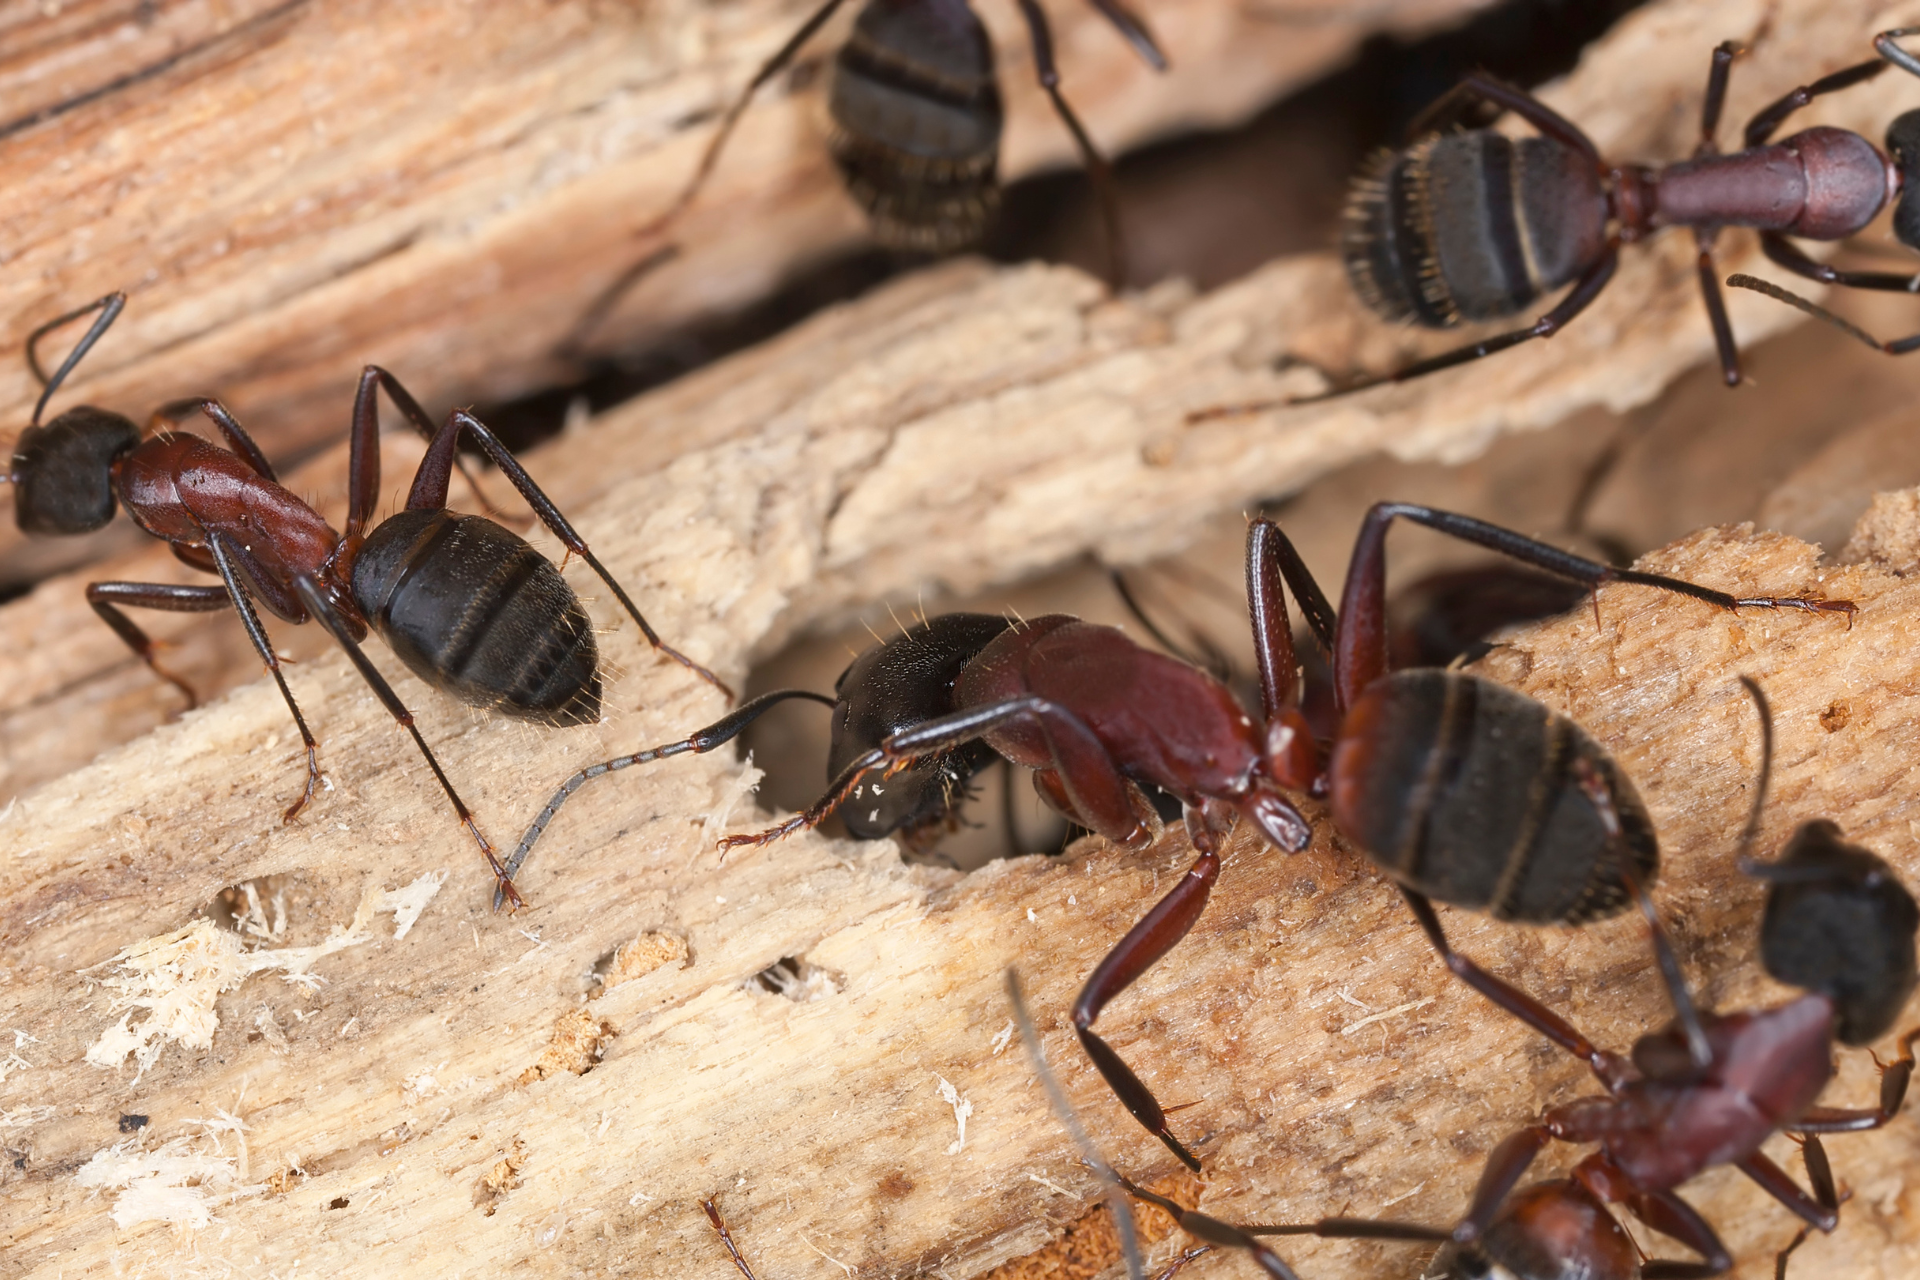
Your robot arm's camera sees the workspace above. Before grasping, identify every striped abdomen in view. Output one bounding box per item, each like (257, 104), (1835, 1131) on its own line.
(1342, 132), (1608, 327)
(350, 510), (601, 726)
(828, 0), (1004, 252)
(1328, 670), (1656, 925)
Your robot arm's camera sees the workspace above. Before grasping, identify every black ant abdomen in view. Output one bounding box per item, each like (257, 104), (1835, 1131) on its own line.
(1344, 132), (1608, 328)
(829, 1), (1004, 254)
(349, 509), (603, 728)
(1332, 668), (1658, 926)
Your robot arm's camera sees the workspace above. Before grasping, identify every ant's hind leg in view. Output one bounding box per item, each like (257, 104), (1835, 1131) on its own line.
(86, 582), (232, 709)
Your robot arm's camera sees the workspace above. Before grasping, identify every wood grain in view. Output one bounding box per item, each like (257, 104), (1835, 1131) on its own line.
(0, 0), (1493, 583)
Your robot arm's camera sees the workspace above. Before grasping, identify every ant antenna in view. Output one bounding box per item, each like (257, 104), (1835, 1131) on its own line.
(1572, 757), (1711, 1068)
(1734, 675), (1775, 872)
(1006, 969), (1145, 1280)
(1877, 26), (1920, 78)
(25, 292), (126, 428)
(1726, 274), (1920, 355)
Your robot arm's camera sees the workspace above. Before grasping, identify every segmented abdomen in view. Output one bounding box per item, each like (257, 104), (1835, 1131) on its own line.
(1343, 132), (1608, 327)
(1329, 670), (1656, 925)
(351, 510), (601, 726)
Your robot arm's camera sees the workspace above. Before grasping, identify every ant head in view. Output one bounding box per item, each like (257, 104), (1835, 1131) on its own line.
(1751, 820), (1919, 1045)
(11, 291), (136, 535)
(10, 406), (141, 535)
(828, 612), (1014, 842)
(1884, 109), (1920, 250)
(1427, 1179), (1637, 1280)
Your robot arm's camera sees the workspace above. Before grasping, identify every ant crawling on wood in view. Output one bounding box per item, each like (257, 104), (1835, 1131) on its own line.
(1193, 32), (1914, 419)
(647, 0), (1164, 283)
(504, 501), (1849, 1169)
(4, 292), (728, 909)
(1112, 677), (1920, 1280)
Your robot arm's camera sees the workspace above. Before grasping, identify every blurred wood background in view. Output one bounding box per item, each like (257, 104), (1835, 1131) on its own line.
(6, 0), (1920, 1276)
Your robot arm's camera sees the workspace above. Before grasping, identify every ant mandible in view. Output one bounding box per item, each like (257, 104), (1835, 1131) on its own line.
(500, 500), (1849, 1168)
(1193, 34), (1907, 418)
(1115, 678), (1920, 1280)
(644, 0), (1163, 283)
(4, 292), (729, 908)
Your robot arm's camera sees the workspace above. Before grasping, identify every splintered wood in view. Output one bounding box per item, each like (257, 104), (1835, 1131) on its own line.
(5, 439), (1920, 1275)
(0, 0), (1492, 582)
(5, 2), (1920, 1278)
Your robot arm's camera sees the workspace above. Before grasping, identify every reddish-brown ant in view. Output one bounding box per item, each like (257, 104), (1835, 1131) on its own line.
(502, 502), (1848, 1168)
(1112, 679), (1919, 1280)
(1193, 34), (1911, 418)
(644, 0), (1163, 282)
(4, 292), (727, 908)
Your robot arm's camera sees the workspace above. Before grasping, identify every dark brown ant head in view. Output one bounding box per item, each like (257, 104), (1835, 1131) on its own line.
(9, 406), (142, 535)
(828, 611), (1014, 841)
(1884, 109), (1920, 249)
(1425, 1178), (1640, 1280)
(1752, 819), (1919, 1045)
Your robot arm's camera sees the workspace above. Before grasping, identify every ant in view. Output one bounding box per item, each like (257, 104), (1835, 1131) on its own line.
(644, 0), (1165, 283)
(1725, 30), (1920, 354)
(1112, 678), (1920, 1280)
(1192, 33), (1911, 419)
(501, 501), (1848, 1169)
(4, 292), (728, 908)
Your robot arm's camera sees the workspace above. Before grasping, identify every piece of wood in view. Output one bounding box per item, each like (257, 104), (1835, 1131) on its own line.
(0, 0), (1494, 584)
(9, 0), (1915, 798)
(2, 428), (1917, 1277)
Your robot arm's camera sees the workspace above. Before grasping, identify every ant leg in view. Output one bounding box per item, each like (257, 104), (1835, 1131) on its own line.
(1694, 231), (1741, 385)
(1116, 1175), (1306, 1278)
(1081, 0), (1166, 70)
(1697, 42), (1739, 154)
(1621, 1190), (1732, 1278)
(204, 533), (324, 823)
(1774, 1226), (1813, 1280)
(1788, 1026), (1920, 1131)
(151, 397), (277, 481)
(703, 1198), (757, 1280)
(1734, 1150), (1838, 1232)
(1074, 845), (1220, 1170)
(288, 575), (525, 909)
(1743, 58), (1886, 147)
(1400, 890), (1613, 1075)
(1015, 0), (1130, 289)
(1451, 1127), (1553, 1242)
(496, 688), (836, 907)
(1727, 273), (1920, 355)
(1758, 231), (1920, 293)
(720, 694), (1147, 851)
(1191, 243), (1622, 420)
(1246, 519), (1337, 740)
(26, 292), (126, 427)
(1333, 501), (1852, 705)
(1406, 74), (1600, 163)
(85, 582), (232, 707)
(647, 0), (849, 237)
(348, 366), (521, 532)
(394, 395), (733, 699)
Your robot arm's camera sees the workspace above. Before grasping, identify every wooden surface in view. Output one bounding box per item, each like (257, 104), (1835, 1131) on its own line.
(6, 1), (1920, 1276)
(15, 0), (1920, 803)
(0, 0), (1493, 585)
(4, 440), (1920, 1277)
